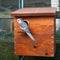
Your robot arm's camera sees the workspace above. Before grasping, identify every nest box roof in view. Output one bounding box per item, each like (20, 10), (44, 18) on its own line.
(11, 8), (56, 17)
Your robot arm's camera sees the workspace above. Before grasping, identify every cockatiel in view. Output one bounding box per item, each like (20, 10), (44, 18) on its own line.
(17, 18), (35, 41)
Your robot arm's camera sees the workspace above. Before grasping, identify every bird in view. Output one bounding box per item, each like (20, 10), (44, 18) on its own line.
(17, 18), (35, 41)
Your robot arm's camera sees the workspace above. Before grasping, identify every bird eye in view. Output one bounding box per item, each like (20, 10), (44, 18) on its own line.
(18, 19), (19, 21)
(17, 19), (20, 22)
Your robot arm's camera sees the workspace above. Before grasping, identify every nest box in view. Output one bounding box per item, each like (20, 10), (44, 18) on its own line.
(11, 8), (56, 57)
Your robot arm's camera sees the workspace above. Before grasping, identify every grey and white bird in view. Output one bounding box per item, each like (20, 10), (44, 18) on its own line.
(17, 18), (35, 41)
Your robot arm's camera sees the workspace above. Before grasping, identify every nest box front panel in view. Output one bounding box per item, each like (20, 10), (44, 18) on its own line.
(14, 17), (55, 57)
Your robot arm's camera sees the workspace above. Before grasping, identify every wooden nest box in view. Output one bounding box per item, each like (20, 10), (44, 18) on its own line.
(11, 8), (56, 57)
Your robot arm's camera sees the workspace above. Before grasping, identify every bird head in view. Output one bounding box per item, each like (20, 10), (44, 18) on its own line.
(17, 18), (23, 24)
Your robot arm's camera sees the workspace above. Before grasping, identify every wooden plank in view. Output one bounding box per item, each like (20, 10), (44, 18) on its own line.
(11, 8), (56, 17)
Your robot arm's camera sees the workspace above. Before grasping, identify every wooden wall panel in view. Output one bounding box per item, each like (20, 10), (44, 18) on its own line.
(14, 16), (55, 57)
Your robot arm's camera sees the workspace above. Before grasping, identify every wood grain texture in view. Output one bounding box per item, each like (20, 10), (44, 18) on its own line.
(14, 16), (55, 57)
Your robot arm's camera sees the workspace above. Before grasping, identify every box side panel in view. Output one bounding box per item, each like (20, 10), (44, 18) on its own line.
(14, 16), (55, 57)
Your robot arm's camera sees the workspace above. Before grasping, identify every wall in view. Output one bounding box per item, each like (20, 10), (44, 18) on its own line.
(0, 0), (51, 11)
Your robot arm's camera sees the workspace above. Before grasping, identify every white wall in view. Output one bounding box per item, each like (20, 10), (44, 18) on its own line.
(51, 0), (59, 11)
(51, 0), (60, 31)
(56, 19), (60, 31)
